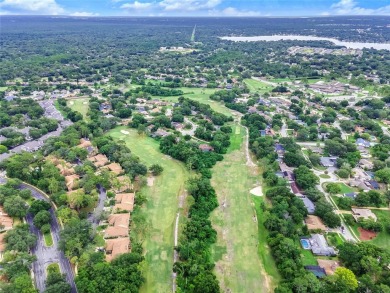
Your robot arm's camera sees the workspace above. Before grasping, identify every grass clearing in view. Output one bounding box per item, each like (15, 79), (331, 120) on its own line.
(108, 126), (189, 293)
(210, 124), (278, 292)
(153, 87), (233, 117)
(369, 210), (390, 249)
(320, 174), (331, 179)
(44, 231), (53, 246)
(67, 98), (90, 120)
(244, 78), (273, 94)
(337, 183), (354, 194)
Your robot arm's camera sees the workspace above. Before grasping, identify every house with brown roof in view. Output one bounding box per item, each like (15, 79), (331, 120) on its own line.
(0, 206), (13, 231)
(105, 163), (124, 176)
(352, 208), (377, 222)
(88, 154), (109, 167)
(104, 213), (130, 238)
(78, 138), (92, 149)
(56, 162), (75, 176)
(115, 175), (132, 193)
(105, 237), (130, 261)
(0, 233), (7, 260)
(114, 193), (135, 212)
(65, 174), (80, 191)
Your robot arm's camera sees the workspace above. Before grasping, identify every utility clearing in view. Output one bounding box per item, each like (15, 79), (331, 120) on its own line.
(108, 127), (189, 293)
(210, 124), (275, 292)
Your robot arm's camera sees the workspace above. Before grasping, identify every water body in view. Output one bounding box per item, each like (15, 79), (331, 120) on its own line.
(220, 35), (390, 50)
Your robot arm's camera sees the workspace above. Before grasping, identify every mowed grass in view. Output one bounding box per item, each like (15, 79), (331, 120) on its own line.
(370, 210), (390, 249)
(108, 126), (189, 293)
(67, 98), (90, 119)
(210, 124), (278, 292)
(244, 78), (274, 94)
(44, 231), (53, 246)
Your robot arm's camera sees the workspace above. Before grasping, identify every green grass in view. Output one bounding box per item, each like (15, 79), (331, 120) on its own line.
(326, 232), (345, 247)
(300, 247), (318, 266)
(210, 124), (279, 292)
(67, 98), (90, 120)
(244, 78), (273, 94)
(287, 130), (293, 136)
(46, 263), (60, 275)
(337, 183), (354, 194)
(108, 126), (190, 293)
(44, 231), (53, 246)
(369, 210), (390, 249)
(320, 174), (331, 179)
(0, 87), (7, 92)
(153, 87), (233, 117)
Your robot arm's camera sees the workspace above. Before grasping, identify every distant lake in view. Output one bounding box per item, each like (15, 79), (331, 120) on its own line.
(220, 35), (390, 50)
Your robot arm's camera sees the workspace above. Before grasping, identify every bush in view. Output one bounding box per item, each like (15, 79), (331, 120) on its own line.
(359, 219), (383, 232)
(41, 223), (51, 234)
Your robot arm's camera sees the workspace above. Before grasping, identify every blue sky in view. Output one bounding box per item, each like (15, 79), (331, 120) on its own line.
(1, 0), (390, 16)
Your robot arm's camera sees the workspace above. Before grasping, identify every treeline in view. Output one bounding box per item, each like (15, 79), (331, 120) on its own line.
(129, 84), (183, 96)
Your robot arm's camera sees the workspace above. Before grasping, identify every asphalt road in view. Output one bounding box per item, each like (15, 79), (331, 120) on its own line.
(87, 185), (107, 229)
(20, 183), (77, 293)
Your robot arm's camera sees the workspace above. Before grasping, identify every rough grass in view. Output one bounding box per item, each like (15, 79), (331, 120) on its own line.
(67, 98), (89, 120)
(326, 232), (345, 247)
(46, 263), (60, 274)
(210, 124), (278, 292)
(108, 126), (189, 293)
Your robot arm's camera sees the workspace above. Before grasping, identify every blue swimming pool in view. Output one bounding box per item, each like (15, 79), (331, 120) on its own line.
(300, 239), (311, 249)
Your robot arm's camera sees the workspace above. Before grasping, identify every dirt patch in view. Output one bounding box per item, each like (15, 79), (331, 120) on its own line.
(120, 130), (130, 135)
(358, 227), (378, 241)
(82, 101), (88, 104)
(250, 186), (263, 196)
(69, 101), (74, 105)
(147, 176), (155, 187)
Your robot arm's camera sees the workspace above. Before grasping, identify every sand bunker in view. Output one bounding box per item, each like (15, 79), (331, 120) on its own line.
(69, 101), (74, 105)
(250, 186), (263, 196)
(120, 130), (130, 135)
(83, 101), (88, 104)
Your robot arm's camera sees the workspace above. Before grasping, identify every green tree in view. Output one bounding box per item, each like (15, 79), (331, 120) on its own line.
(4, 196), (27, 218)
(326, 183), (342, 194)
(33, 210), (51, 229)
(149, 164), (164, 176)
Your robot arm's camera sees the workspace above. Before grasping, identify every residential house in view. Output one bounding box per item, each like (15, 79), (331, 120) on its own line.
(105, 163), (124, 176)
(105, 237), (130, 262)
(104, 213), (130, 238)
(151, 128), (169, 138)
(199, 144), (214, 152)
(65, 174), (79, 191)
(320, 157), (338, 167)
(88, 154), (109, 167)
(309, 234), (337, 256)
(359, 159), (374, 170)
(352, 208), (377, 222)
(356, 138), (370, 148)
(0, 206), (13, 231)
(114, 193), (135, 212)
(304, 266), (327, 278)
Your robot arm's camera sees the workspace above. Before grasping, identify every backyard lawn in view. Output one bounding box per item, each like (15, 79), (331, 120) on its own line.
(108, 126), (190, 293)
(210, 124), (278, 292)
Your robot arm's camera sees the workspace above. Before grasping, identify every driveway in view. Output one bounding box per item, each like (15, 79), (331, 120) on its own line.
(19, 183), (77, 293)
(87, 185), (107, 229)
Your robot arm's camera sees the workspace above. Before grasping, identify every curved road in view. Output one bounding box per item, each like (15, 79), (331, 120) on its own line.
(19, 183), (77, 293)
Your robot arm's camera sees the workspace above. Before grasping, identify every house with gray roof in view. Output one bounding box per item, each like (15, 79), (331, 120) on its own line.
(309, 234), (336, 256)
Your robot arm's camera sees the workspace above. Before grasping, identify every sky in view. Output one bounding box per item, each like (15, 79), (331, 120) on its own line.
(1, 0), (390, 17)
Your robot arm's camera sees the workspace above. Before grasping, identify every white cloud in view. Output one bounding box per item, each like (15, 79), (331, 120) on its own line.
(212, 7), (261, 17)
(70, 11), (100, 17)
(121, 1), (154, 10)
(0, 0), (65, 15)
(328, 0), (390, 15)
(159, 0), (221, 12)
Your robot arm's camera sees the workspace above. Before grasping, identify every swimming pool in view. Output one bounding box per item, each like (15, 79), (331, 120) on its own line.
(300, 239), (311, 249)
